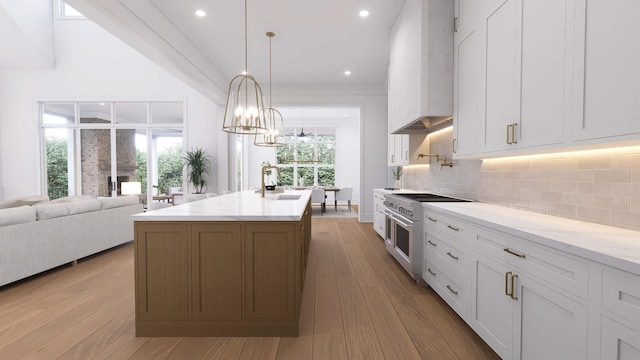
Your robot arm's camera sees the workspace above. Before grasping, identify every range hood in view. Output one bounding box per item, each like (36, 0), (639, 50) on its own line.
(391, 115), (453, 134)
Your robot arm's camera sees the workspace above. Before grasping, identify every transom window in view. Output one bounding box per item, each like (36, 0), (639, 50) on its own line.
(276, 127), (336, 187)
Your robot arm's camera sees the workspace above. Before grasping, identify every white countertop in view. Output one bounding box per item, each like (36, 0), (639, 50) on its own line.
(132, 190), (311, 222)
(424, 202), (640, 275)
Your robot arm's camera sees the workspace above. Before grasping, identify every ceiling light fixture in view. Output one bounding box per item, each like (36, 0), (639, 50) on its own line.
(222, 0), (268, 135)
(255, 32), (286, 147)
(359, 10), (370, 17)
(344, 70), (352, 76)
(195, 9), (206, 17)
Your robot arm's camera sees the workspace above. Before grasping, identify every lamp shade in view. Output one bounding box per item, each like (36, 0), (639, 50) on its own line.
(121, 181), (142, 195)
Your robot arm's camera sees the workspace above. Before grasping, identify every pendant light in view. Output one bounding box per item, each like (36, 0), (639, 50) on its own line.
(254, 31), (286, 147)
(222, 0), (268, 135)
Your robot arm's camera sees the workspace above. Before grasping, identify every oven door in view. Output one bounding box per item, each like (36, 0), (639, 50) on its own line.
(383, 209), (414, 267)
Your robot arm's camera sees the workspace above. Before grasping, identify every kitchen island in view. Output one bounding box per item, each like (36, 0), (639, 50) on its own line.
(131, 190), (312, 337)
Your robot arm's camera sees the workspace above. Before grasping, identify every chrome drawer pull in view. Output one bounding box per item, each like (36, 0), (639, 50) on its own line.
(446, 285), (458, 295)
(427, 268), (437, 277)
(503, 248), (526, 259)
(427, 217), (438, 222)
(447, 225), (459, 231)
(427, 240), (437, 247)
(446, 252), (459, 260)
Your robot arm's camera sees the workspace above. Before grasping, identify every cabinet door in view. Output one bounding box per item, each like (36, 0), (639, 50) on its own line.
(572, 0), (640, 141)
(470, 251), (514, 359)
(601, 316), (640, 360)
(388, 134), (409, 166)
(244, 223), (296, 321)
(516, 0), (568, 148)
(453, 26), (481, 157)
(513, 273), (588, 360)
(191, 223), (242, 321)
(373, 194), (385, 238)
(135, 223), (190, 321)
(455, 0), (498, 34)
(481, 0), (518, 152)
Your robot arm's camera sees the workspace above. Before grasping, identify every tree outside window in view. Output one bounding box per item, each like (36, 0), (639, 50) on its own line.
(276, 127), (336, 187)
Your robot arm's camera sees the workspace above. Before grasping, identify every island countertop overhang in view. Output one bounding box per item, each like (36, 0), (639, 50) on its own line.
(131, 190), (312, 222)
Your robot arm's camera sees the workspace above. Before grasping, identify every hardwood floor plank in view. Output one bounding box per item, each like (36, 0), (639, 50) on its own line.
(166, 338), (220, 359)
(314, 231), (343, 334)
(313, 334), (347, 360)
(328, 221), (353, 279)
(91, 334), (149, 360)
(238, 337), (280, 360)
(128, 337), (181, 359)
(203, 337), (247, 360)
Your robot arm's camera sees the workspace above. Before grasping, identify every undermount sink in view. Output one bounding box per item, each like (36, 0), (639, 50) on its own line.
(275, 194), (301, 200)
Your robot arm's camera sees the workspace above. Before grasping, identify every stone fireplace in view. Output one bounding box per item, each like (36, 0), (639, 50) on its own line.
(80, 119), (138, 197)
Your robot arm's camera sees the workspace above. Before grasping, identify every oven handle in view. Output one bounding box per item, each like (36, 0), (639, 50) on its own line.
(383, 208), (413, 228)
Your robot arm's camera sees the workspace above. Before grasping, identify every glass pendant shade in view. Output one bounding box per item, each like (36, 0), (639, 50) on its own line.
(222, 74), (268, 135)
(255, 107), (286, 146)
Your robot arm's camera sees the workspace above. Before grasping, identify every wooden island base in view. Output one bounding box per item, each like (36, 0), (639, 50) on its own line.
(134, 200), (311, 337)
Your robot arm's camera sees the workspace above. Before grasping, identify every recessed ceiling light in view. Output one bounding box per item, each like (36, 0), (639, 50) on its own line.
(359, 10), (370, 17)
(99, 102), (105, 106)
(344, 70), (352, 76)
(195, 9), (206, 17)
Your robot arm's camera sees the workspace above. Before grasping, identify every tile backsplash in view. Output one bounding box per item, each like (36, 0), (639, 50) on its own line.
(402, 127), (640, 231)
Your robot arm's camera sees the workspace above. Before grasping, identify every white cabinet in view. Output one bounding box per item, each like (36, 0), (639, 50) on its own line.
(453, 0), (496, 34)
(388, 0), (453, 133)
(572, 0), (640, 142)
(470, 237), (588, 360)
(601, 316), (640, 360)
(480, 0), (568, 153)
(453, 25), (481, 157)
(373, 191), (386, 238)
(388, 134), (409, 166)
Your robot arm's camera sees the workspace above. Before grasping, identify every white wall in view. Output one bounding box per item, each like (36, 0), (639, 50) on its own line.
(0, 17), (225, 198)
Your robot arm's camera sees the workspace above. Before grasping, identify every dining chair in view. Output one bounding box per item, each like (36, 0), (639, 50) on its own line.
(311, 188), (326, 214)
(335, 187), (353, 211)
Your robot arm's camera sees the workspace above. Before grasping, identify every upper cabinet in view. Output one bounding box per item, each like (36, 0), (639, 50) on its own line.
(572, 0), (640, 141)
(388, 0), (453, 134)
(453, 0), (639, 159)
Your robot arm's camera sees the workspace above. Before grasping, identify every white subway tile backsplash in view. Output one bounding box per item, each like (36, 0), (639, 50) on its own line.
(402, 128), (639, 231)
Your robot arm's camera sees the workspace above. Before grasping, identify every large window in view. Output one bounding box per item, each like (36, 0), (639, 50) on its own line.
(41, 101), (184, 204)
(276, 127), (336, 187)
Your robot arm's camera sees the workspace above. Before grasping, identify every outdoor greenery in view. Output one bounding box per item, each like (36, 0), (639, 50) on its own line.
(276, 130), (336, 187)
(135, 144), (183, 195)
(46, 138), (69, 199)
(184, 147), (211, 194)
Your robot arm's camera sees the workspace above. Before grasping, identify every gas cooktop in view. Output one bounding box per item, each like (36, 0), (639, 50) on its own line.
(393, 193), (471, 202)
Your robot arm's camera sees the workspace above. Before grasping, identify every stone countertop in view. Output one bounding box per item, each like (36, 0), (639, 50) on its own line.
(424, 202), (640, 275)
(132, 190), (311, 222)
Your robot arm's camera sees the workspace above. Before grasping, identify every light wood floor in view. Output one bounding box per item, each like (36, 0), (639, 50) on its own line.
(0, 218), (499, 360)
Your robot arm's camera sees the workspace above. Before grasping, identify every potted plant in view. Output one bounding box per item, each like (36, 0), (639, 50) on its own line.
(392, 166), (403, 189)
(183, 147), (211, 194)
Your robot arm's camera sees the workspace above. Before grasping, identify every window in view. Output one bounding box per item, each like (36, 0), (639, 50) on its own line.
(40, 101), (184, 204)
(276, 127), (336, 187)
(57, 1), (86, 19)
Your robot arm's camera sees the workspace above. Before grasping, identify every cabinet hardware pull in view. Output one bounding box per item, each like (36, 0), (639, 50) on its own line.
(427, 217), (437, 222)
(427, 268), (437, 277)
(452, 138), (457, 153)
(447, 225), (459, 231)
(405, 151), (409, 160)
(447, 285), (458, 295)
(427, 240), (437, 247)
(507, 124), (512, 144)
(510, 274), (518, 300)
(446, 252), (459, 260)
(453, 17), (458, 32)
(503, 248), (525, 258)
(505, 271), (512, 296)
(391, 154), (395, 163)
(512, 123), (518, 144)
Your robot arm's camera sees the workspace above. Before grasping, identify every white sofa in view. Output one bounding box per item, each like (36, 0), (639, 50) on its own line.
(0, 195), (143, 287)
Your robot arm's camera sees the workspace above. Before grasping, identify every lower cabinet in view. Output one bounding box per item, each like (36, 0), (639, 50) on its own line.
(373, 191), (386, 238)
(601, 316), (640, 360)
(470, 251), (588, 360)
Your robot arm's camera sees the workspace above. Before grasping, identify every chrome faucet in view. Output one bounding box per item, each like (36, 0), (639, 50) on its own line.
(261, 165), (281, 197)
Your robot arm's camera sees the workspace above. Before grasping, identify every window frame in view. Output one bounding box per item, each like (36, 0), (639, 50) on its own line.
(276, 126), (337, 187)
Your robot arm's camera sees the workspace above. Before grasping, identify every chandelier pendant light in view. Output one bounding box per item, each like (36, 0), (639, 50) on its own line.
(222, 0), (268, 135)
(255, 31), (286, 147)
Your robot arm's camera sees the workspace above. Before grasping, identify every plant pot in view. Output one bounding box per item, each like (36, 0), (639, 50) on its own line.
(394, 179), (402, 189)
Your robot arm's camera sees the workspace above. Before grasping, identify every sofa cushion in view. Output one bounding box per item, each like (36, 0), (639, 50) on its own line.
(99, 195), (139, 210)
(35, 203), (70, 220)
(0, 205), (37, 227)
(49, 195), (92, 203)
(65, 199), (101, 215)
(0, 195), (49, 209)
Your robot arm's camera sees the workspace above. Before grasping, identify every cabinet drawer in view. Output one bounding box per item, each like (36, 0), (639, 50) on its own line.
(424, 210), (468, 243)
(424, 230), (467, 276)
(423, 260), (467, 319)
(472, 225), (589, 299)
(602, 268), (640, 328)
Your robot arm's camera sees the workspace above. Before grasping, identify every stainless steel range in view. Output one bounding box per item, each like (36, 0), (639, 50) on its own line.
(383, 193), (470, 281)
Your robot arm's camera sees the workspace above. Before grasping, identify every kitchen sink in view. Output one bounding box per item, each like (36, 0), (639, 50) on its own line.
(275, 194), (301, 200)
